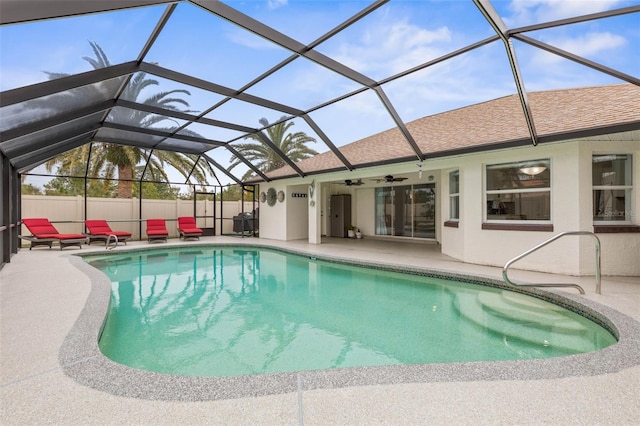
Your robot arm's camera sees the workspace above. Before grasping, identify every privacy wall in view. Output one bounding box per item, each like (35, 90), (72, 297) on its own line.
(21, 195), (255, 240)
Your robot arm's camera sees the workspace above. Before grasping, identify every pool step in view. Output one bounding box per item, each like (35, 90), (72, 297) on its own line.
(452, 289), (594, 354)
(476, 291), (588, 334)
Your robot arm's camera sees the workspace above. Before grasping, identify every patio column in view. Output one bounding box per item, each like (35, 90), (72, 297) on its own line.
(308, 181), (321, 244)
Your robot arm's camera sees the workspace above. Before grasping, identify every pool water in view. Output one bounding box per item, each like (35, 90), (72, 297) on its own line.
(89, 247), (616, 377)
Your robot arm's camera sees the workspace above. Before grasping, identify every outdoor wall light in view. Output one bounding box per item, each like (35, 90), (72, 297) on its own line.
(308, 179), (315, 199)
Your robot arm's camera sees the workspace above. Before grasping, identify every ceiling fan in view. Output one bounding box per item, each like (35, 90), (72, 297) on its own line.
(372, 175), (408, 183)
(344, 179), (364, 186)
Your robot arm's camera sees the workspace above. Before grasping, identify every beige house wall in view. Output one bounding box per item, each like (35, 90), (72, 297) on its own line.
(437, 139), (639, 276)
(258, 184), (288, 240)
(286, 184), (309, 240)
(259, 138), (639, 276)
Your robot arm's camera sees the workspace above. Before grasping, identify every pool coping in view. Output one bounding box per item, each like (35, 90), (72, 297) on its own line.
(60, 242), (640, 401)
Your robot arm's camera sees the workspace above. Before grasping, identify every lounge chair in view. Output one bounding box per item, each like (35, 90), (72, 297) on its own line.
(146, 218), (168, 242)
(85, 220), (132, 246)
(177, 216), (203, 240)
(21, 218), (87, 250)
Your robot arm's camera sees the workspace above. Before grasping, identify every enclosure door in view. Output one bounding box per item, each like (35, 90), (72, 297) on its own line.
(194, 191), (215, 236)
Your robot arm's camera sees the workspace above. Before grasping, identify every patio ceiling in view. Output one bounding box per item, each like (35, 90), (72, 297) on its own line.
(1, 0), (639, 186)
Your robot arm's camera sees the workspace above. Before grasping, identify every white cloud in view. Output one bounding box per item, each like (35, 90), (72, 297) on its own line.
(225, 28), (282, 50)
(504, 0), (624, 27)
(532, 31), (627, 64)
(555, 31), (627, 55)
(329, 18), (452, 78)
(267, 0), (288, 11)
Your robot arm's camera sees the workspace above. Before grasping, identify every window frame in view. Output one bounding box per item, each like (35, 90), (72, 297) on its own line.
(592, 153), (633, 225)
(449, 169), (459, 221)
(483, 158), (552, 226)
(374, 183), (436, 239)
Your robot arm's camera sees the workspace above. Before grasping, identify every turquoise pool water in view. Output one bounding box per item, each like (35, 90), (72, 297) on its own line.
(88, 247), (616, 377)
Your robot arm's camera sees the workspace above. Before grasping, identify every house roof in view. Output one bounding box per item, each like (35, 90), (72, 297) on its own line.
(260, 83), (640, 180)
(1, 1), (639, 186)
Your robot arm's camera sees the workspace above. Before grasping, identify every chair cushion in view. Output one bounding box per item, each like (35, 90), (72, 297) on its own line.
(23, 218), (59, 237)
(109, 231), (132, 238)
(178, 217), (197, 227)
(86, 220), (132, 237)
(55, 233), (87, 240)
(34, 233), (59, 239)
(180, 227), (202, 234)
(85, 220), (112, 235)
(147, 219), (168, 236)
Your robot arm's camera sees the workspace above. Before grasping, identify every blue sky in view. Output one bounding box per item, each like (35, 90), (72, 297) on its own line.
(1, 0), (638, 186)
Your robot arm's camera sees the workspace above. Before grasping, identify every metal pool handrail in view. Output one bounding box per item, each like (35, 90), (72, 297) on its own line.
(106, 234), (118, 251)
(502, 231), (602, 295)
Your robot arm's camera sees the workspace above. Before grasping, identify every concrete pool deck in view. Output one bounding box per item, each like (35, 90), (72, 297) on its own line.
(1, 236), (639, 424)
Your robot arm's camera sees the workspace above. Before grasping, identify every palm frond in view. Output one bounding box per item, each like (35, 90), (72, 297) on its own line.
(40, 41), (209, 193)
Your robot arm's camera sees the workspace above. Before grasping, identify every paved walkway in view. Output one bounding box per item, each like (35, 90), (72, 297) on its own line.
(1, 236), (639, 425)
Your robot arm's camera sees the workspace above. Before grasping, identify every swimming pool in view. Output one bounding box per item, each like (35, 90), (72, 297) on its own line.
(87, 246), (616, 377)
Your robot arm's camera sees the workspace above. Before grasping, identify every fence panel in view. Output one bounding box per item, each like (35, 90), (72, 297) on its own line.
(21, 195), (258, 240)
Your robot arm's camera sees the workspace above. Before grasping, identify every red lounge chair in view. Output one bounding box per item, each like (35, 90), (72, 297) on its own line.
(177, 216), (203, 240)
(85, 220), (132, 246)
(21, 218), (87, 250)
(146, 218), (168, 242)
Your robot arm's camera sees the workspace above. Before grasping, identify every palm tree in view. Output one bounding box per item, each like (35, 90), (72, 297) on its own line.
(229, 117), (319, 180)
(43, 42), (210, 198)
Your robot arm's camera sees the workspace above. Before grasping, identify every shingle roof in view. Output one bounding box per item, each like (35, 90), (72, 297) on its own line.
(263, 83), (640, 180)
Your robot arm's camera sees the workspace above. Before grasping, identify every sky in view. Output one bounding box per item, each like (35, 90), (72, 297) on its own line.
(1, 0), (639, 187)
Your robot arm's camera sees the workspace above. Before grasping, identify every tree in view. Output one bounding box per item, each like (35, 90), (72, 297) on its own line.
(228, 117), (319, 181)
(133, 182), (181, 200)
(216, 184), (257, 201)
(42, 42), (210, 198)
(21, 184), (43, 195)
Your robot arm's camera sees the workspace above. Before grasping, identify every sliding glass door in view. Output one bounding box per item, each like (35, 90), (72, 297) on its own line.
(375, 184), (435, 239)
(412, 184), (435, 238)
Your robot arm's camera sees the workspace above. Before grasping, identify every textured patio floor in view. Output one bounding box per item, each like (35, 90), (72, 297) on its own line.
(1, 236), (639, 425)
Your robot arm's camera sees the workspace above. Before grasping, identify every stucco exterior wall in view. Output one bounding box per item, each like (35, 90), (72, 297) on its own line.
(258, 184), (288, 240)
(459, 143), (582, 274)
(286, 184), (309, 241)
(355, 188), (374, 237)
(441, 167), (464, 260)
(257, 138), (639, 276)
(256, 183), (310, 241)
(439, 140), (639, 276)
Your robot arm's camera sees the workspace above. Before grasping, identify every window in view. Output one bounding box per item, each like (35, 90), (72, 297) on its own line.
(485, 159), (551, 222)
(449, 170), (459, 220)
(593, 154), (632, 223)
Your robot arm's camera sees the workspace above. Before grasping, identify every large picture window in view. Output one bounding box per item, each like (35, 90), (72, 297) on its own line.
(593, 154), (632, 223)
(485, 159), (551, 222)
